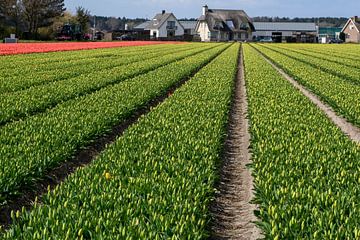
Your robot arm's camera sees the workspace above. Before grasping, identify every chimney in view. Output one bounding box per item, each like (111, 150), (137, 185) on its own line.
(202, 5), (208, 15)
(162, 10), (166, 15)
(354, 16), (359, 22)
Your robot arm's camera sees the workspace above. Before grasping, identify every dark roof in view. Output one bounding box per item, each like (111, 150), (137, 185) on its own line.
(199, 9), (255, 32)
(179, 21), (197, 30)
(351, 17), (360, 30)
(134, 21), (151, 30)
(355, 22), (360, 31)
(254, 22), (317, 32)
(145, 13), (173, 30)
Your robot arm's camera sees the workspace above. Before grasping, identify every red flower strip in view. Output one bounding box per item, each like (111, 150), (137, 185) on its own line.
(0, 41), (184, 56)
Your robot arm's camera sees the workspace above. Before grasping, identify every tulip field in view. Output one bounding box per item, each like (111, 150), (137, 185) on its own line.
(0, 41), (174, 56)
(1, 42), (360, 239)
(244, 44), (360, 239)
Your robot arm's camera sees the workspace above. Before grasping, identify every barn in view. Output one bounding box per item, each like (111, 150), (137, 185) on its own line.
(253, 22), (318, 43)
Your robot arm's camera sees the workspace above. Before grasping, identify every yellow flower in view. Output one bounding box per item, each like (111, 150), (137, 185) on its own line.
(105, 172), (112, 180)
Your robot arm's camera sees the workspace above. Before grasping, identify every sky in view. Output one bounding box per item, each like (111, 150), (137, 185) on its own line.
(64, 0), (360, 19)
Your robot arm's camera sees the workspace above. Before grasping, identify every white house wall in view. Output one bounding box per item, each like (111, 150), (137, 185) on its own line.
(157, 15), (184, 38)
(150, 30), (159, 38)
(197, 22), (210, 42)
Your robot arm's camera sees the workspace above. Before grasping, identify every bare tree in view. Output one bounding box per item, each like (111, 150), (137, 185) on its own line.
(22, 0), (65, 38)
(105, 17), (121, 31)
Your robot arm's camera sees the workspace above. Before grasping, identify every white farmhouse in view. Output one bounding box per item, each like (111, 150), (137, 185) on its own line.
(195, 5), (254, 42)
(145, 10), (184, 39)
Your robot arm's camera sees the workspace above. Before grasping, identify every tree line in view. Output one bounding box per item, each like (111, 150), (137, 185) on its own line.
(0, 0), (93, 40)
(0, 1), (349, 41)
(0, 0), (66, 39)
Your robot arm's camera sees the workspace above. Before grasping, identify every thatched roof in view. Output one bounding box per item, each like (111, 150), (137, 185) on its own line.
(199, 9), (255, 32)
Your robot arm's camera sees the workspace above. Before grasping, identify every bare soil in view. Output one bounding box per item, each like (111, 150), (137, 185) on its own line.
(253, 45), (360, 145)
(209, 46), (262, 239)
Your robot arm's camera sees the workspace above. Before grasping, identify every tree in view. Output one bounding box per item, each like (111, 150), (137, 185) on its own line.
(105, 17), (121, 31)
(76, 6), (90, 34)
(22, 0), (65, 38)
(0, 0), (18, 38)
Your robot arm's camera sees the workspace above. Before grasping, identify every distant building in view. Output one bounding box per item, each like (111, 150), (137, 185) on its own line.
(145, 10), (184, 39)
(179, 21), (198, 35)
(95, 31), (105, 41)
(341, 16), (360, 43)
(318, 27), (342, 43)
(253, 22), (318, 43)
(134, 21), (151, 31)
(195, 5), (255, 42)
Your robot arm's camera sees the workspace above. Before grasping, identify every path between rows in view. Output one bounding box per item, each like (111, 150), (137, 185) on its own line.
(252, 44), (360, 145)
(210, 46), (262, 239)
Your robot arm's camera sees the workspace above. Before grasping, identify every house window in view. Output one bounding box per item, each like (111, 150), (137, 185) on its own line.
(226, 20), (235, 29)
(167, 21), (175, 28)
(214, 21), (223, 29)
(167, 30), (175, 38)
(208, 32), (211, 38)
(240, 23), (249, 30)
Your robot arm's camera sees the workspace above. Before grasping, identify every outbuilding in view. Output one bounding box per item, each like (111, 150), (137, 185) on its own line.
(253, 22), (318, 43)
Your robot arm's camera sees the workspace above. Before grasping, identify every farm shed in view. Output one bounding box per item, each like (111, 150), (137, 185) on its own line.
(195, 5), (255, 42)
(341, 16), (360, 43)
(318, 27), (342, 43)
(253, 22), (318, 43)
(179, 21), (197, 35)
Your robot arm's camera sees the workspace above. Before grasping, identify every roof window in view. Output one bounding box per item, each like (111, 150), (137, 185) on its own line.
(226, 20), (235, 29)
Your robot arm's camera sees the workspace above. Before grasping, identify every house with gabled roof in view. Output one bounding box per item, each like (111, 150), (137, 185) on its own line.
(145, 10), (184, 39)
(341, 16), (360, 43)
(195, 5), (255, 42)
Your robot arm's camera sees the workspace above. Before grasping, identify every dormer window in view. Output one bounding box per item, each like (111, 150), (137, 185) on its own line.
(240, 23), (249, 30)
(214, 21), (223, 29)
(226, 20), (235, 29)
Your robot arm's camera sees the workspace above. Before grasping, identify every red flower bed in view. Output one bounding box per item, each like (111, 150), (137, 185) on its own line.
(0, 41), (183, 56)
